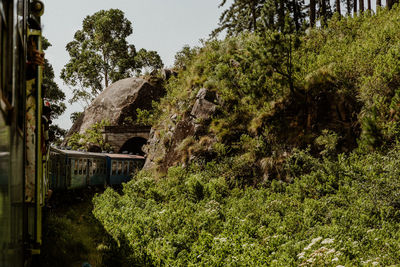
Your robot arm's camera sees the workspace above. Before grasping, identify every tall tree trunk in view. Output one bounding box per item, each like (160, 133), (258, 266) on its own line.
(359, 0), (364, 12)
(278, 0), (285, 32)
(367, 0), (371, 10)
(387, 0), (398, 9)
(310, 0), (316, 27)
(353, 0), (357, 14)
(293, 0), (300, 31)
(104, 71), (109, 88)
(250, 0), (257, 32)
(336, 0), (341, 15)
(376, 0), (381, 7)
(321, 0), (327, 26)
(346, 0), (351, 14)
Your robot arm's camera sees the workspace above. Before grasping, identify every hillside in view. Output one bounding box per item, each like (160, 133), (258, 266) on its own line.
(93, 8), (400, 266)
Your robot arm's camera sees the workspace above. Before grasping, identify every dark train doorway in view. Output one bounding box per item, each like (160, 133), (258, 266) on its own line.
(119, 137), (147, 156)
(88, 145), (101, 153)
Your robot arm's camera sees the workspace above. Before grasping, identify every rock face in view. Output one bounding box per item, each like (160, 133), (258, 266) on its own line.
(143, 88), (219, 172)
(65, 77), (165, 138)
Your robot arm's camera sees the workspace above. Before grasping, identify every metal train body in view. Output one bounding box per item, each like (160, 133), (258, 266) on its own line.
(0, 0), (46, 266)
(49, 147), (145, 190)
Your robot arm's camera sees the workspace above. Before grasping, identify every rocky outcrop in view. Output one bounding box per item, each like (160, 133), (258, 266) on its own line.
(65, 76), (165, 139)
(143, 88), (219, 172)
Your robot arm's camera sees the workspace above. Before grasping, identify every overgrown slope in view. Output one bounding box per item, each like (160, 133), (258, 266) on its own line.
(93, 8), (400, 266)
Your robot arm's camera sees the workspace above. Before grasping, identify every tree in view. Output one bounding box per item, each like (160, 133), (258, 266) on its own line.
(387, 0), (398, 9)
(367, 0), (371, 10)
(212, 0), (306, 37)
(61, 9), (163, 106)
(174, 45), (199, 70)
(310, 0), (316, 27)
(354, 0), (357, 14)
(359, 0), (364, 12)
(335, 0), (341, 15)
(212, 0), (266, 37)
(70, 111), (83, 124)
(42, 37), (66, 120)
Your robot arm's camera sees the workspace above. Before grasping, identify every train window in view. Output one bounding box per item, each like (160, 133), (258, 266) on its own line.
(124, 161), (128, 175)
(90, 160), (94, 176)
(0, 1), (6, 101)
(83, 159), (87, 175)
(118, 161), (122, 175)
(74, 160), (78, 175)
(78, 159), (82, 175)
(112, 161), (116, 175)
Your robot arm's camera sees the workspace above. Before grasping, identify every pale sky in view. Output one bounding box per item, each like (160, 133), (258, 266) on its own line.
(42, 0), (231, 130)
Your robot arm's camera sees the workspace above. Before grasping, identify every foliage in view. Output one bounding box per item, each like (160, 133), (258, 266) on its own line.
(93, 7), (400, 266)
(61, 9), (163, 106)
(173, 45), (200, 70)
(94, 146), (400, 266)
(67, 120), (111, 151)
(48, 125), (67, 146)
(70, 111), (83, 124)
(152, 7), (400, 172)
(41, 37), (67, 145)
(211, 0), (307, 38)
(42, 37), (66, 120)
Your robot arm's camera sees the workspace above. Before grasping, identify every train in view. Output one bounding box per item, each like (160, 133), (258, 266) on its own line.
(0, 0), (48, 266)
(0, 1), (148, 265)
(48, 147), (145, 190)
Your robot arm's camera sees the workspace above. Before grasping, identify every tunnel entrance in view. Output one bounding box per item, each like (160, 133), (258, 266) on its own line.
(118, 137), (147, 156)
(88, 145), (101, 153)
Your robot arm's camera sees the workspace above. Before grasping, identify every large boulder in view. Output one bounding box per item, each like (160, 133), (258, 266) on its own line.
(65, 76), (165, 138)
(143, 88), (219, 172)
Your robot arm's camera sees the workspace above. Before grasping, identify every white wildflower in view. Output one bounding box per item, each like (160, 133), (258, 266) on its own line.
(332, 257), (339, 262)
(214, 237), (227, 242)
(307, 257), (315, 263)
(297, 252), (306, 259)
(304, 237), (322, 251)
(321, 238), (335, 245)
(312, 237), (323, 243)
(327, 248), (336, 254)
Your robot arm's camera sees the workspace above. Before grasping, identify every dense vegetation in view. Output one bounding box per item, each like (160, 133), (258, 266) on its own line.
(93, 8), (400, 266)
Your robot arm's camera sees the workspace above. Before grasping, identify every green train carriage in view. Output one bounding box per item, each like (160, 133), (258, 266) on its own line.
(0, 0), (47, 266)
(49, 147), (145, 190)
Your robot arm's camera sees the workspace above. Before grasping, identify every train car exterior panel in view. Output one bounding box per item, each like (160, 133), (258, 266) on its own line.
(106, 154), (144, 185)
(1, 0), (46, 265)
(49, 148), (145, 189)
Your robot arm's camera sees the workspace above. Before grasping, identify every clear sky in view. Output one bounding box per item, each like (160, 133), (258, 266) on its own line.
(42, 0), (230, 130)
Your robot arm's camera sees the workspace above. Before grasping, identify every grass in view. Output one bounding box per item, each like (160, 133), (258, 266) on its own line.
(39, 187), (129, 267)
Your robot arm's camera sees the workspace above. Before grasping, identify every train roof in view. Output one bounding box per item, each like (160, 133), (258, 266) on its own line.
(104, 153), (144, 160)
(50, 147), (145, 160)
